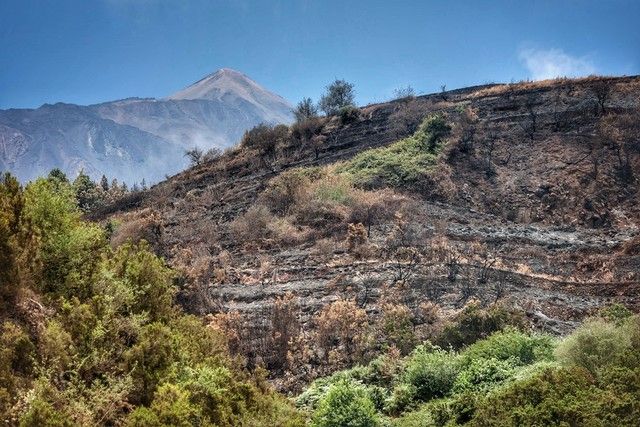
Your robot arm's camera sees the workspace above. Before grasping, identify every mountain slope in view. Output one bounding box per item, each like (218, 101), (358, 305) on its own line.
(0, 69), (293, 184)
(94, 76), (640, 390)
(0, 103), (185, 184)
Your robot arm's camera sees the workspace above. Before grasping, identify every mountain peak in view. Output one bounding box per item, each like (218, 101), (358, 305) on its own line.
(215, 67), (244, 76)
(166, 68), (292, 125)
(167, 68), (285, 103)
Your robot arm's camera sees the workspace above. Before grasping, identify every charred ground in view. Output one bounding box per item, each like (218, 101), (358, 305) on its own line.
(96, 75), (640, 391)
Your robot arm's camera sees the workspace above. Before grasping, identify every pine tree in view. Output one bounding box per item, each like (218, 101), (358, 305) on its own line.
(73, 171), (100, 212)
(100, 175), (109, 192)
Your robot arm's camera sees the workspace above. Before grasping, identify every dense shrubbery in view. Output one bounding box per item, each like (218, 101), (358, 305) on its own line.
(298, 311), (640, 426)
(0, 173), (302, 425)
(310, 379), (380, 427)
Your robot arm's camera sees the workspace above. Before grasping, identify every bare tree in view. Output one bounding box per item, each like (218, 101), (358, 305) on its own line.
(479, 122), (505, 176)
(598, 111), (639, 183)
(453, 107), (479, 153)
(551, 87), (570, 132)
(393, 85), (416, 101)
(184, 147), (204, 166)
(354, 273), (383, 309)
(519, 94), (538, 142)
(440, 84), (447, 100)
(203, 147), (222, 162)
(591, 79), (612, 116)
(266, 293), (300, 372)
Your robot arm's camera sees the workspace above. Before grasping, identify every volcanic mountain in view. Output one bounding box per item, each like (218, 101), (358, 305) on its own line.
(0, 69), (293, 184)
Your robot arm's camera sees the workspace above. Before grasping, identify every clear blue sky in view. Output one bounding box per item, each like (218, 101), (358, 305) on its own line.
(1, 0), (638, 109)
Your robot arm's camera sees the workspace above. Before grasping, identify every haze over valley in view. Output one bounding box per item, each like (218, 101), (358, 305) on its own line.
(0, 68), (293, 184)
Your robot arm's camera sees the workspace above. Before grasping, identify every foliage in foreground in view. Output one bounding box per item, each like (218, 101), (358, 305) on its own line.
(298, 309), (640, 426)
(0, 173), (302, 426)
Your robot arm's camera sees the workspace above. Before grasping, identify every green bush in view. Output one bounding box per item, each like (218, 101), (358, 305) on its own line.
(126, 383), (202, 427)
(311, 379), (380, 427)
(401, 346), (459, 403)
(297, 365), (377, 411)
(459, 328), (555, 366)
(125, 323), (177, 405)
(385, 383), (418, 416)
(101, 241), (176, 321)
(555, 317), (638, 376)
(339, 105), (360, 124)
(470, 367), (602, 426)
(452, 357), (518, 393)
(435, 303), (524, 350)
(0, 322), (35, 414)
(417, 114), (450, 151)
(0, 173), (23, 307)
(22, 177), (106, 299)
(337, 115), (449, 189)
(177, 365), (241, 425)
(19, 398), (74, 427)
(598, 303), (633, 325)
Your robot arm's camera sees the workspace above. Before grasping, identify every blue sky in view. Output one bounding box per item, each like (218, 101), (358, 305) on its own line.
(1, 0), (638, 109)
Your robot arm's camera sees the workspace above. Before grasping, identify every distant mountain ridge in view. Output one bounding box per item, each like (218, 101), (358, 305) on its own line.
(0, 69), (293, 184)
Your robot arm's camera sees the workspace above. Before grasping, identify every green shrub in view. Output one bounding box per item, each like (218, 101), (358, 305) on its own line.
(297, 365), (381, 411)
(339, 105), (360, 124)
(402, 346), (459, 403)
(470, 367), (600, 426)
(19, 398), (74, 427)
(0, 322), (35, 414)
(337, 115), (449, 189)
(459, 328), (555, 366)
(311, 379), (380, 427)
(38, 321), (75, 374)
(598, 303), (633, 325)
(416, 114), (451, 151)
(177, 365), (241, 425)
(23, 178), (106, 299)
(101, 241), (176, 321)
(385, 383), (418, 416)
(127, 383), (202, 427)
(452, 357), (518, 393)
(125, 323), (177, 405)
(435, 303), (524, 350)
(0, 173), (23, 307)
(555, 317), (637, 376)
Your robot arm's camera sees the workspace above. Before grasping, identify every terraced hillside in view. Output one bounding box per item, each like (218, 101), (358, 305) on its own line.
(97, 76), (640, 389)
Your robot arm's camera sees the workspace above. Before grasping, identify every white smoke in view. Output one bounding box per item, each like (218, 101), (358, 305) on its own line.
(519, 48), (597, 80)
